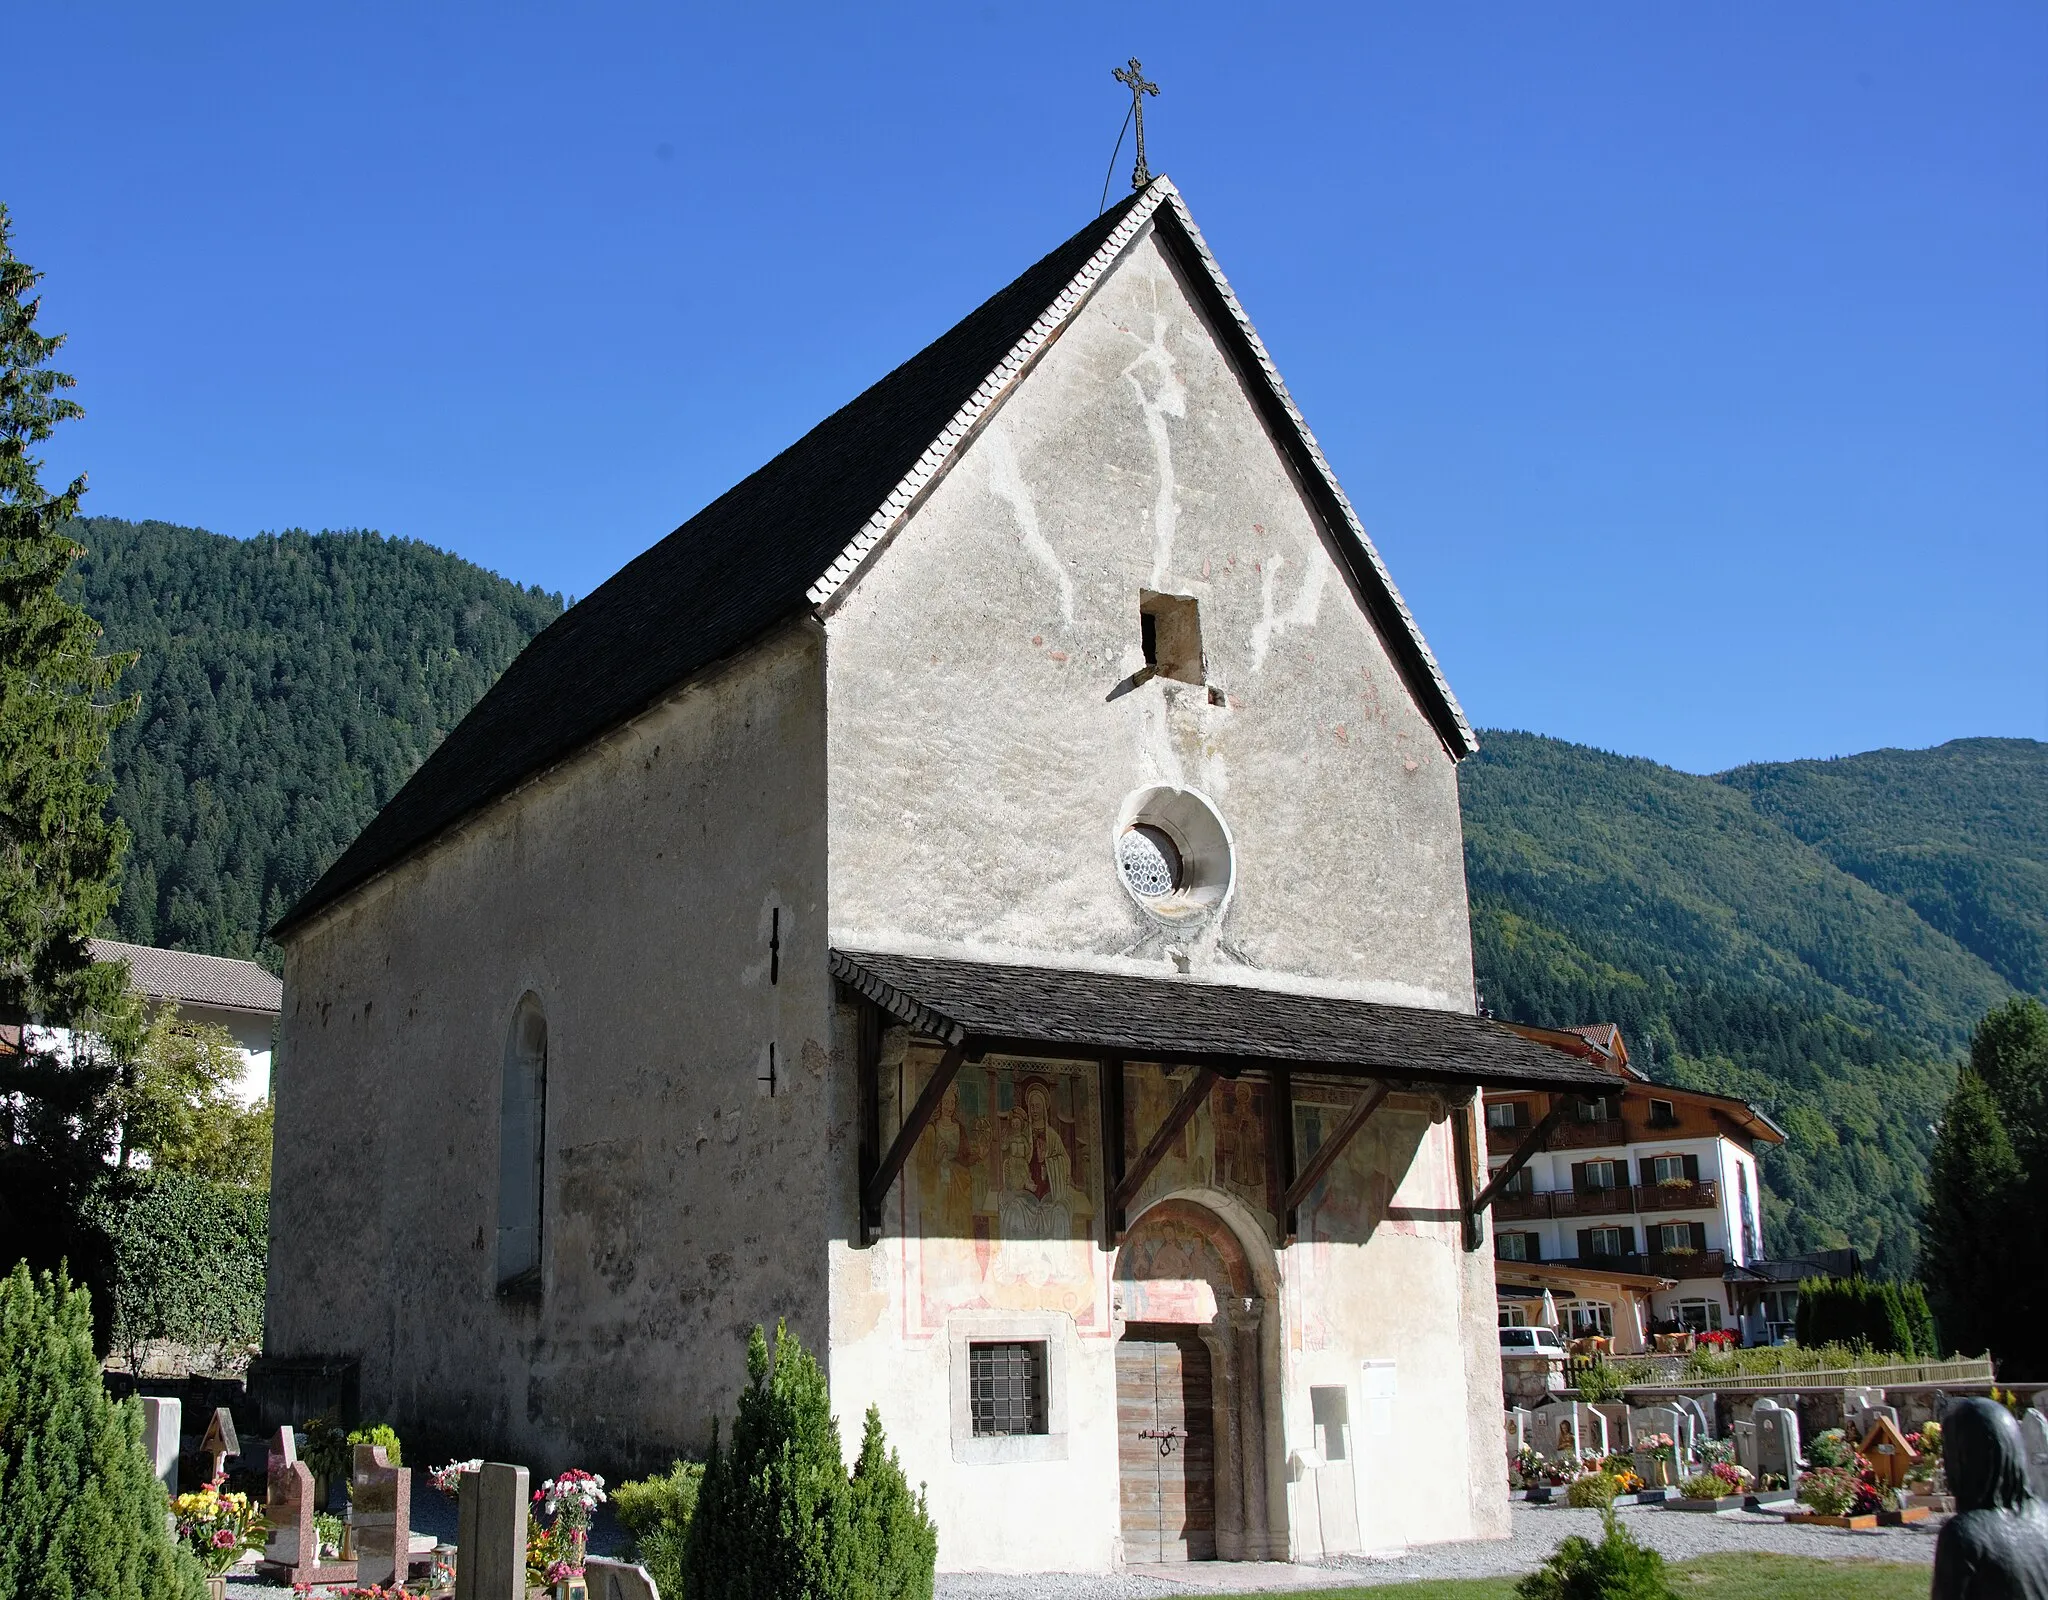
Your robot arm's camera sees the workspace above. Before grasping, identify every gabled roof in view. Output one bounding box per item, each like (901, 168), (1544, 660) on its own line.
(276, 178), (1474, 938)
(831, 949), (1620, 1092)
(92, 939), (282, 1017)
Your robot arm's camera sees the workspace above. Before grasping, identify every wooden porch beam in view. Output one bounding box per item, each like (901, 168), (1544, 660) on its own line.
(855, 999), (884, 1243)
(1463, 1091), (1577, 1249)
(1268, 1066), (1297, 1240)
(861, 1039), (968, 1239)
(1099, 1058), (1128, 1246)
(1107, 1066), (1218, 1219)
(1281, 1081), (1393, 1217)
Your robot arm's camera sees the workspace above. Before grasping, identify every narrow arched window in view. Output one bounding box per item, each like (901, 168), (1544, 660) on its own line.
(497, 995), (547, 1292)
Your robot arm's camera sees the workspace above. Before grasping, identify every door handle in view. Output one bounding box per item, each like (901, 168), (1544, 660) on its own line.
(1139, 1426), (1187, 1456)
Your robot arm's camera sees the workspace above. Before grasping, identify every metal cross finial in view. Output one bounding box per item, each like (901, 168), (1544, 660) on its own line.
(1113, 57), (1160, 189)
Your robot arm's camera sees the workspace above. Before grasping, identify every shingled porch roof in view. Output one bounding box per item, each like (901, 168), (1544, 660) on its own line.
(830, 949), (1622, 1093)
(276, 178), (1474, 939)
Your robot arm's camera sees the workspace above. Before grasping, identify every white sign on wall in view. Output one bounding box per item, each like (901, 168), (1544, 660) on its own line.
(1361, 1359), (1396, 1438)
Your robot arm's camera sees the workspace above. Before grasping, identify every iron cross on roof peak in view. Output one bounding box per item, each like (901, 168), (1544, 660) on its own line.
(1113, 57), (1160, 190)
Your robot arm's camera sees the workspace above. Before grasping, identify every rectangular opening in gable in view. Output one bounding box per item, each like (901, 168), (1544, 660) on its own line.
(1139, 591), (1204, 684)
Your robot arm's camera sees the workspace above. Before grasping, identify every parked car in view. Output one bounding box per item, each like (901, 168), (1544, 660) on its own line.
(1499, 1325), (1565, 1354)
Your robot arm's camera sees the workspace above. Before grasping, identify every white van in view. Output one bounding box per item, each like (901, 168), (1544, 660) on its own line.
(1499, 1325), (1566, 1355)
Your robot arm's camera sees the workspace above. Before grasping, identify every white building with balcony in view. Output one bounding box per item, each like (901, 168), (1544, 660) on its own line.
(1481, 1024), (1785, 1346)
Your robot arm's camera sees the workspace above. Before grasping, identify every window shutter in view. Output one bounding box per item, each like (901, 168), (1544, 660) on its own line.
(1639, 1158), (1656, 1187)
(1683, 1154), (1700, 1182)
(1578, 1228), (1594, 1259)
(1691, 1222), (1708, 1252)
(1572, 1161), (1588, 1192)
(1528, 1234), (1542, 1262)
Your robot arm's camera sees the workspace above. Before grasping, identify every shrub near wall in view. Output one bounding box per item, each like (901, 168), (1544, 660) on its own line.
(85, 1172), (268, 1371)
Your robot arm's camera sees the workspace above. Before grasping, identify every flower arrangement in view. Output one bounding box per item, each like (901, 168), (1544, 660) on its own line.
(1698, 1329), (1737, 1349)
(1508, 1444), (1546, 1489)
(428, 1458), (484, 1500)
(314, 1511), (345, 1559)
(1679, 1461), (1753, 1500)
(529, 1468), (607, 1586)
(1805, 1427), (1856, 1469)
(1634, 1431), (1676, 1461)
(172, 1476), (267, 1576)
(1598, 1452), (1644, 1493)
(1797, 1465), (1862, 1516)
(1697, 1438), (1737, 1468)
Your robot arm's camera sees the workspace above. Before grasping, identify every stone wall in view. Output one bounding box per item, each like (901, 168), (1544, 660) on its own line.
(268, 625), (831, 1475)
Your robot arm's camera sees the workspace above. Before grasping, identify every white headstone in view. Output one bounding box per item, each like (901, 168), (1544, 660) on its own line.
(587, 1558), (661, 1600)
(1506, 1407), (1532, 1457)
(1754, 1398), (1801, 1492)
(1591, 1401), (1633, 1451)
(1531, 1398), (1608, 1461)
(139, 1396), (181, 1497)
(2020, 1408), (2048, 1506)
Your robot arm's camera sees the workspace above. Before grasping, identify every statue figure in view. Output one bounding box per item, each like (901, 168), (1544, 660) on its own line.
(1931, 1397), (2048, 1600)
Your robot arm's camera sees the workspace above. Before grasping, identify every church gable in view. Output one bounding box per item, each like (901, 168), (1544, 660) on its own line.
(824, 220), (1476, 1007)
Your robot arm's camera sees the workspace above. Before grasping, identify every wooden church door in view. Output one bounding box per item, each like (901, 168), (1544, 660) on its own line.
(1116, 1323), (1217, 1562)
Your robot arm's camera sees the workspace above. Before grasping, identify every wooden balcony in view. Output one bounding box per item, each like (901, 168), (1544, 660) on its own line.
(1645, 1249), (1727, 1280)
(1546, 1117), (1631, 1151)
(1484, 1179), (1721, 1224)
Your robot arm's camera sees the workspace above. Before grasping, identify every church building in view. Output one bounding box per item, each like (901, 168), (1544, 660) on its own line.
(266, 177), (1616, 1569)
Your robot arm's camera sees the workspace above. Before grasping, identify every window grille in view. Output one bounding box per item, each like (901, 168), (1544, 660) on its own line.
(968, 1342), (1048, 1437)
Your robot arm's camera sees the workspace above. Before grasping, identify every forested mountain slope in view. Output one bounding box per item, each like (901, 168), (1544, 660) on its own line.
(64, 516), (562, 964)
(1719, 740), (2048, 998)
(1461, 731), (2039, 1275)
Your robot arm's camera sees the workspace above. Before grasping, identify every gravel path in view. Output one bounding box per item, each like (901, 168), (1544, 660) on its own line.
(934, 1503), (1940, 1599)
(222, 1500), (1938, 1599)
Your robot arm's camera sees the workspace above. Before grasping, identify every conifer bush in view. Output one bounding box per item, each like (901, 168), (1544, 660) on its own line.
(683, 1322), (934, 1600)
(613, 1459), (703, 1599)
(0, 1263), (209, 1600)
(1515, 1507), (1674, 1600)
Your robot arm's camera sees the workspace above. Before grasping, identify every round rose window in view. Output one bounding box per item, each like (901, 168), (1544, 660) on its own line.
(1117, 824), (1183, 899)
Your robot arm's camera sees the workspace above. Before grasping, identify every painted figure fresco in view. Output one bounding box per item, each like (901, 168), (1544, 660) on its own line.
(1121, 1068), (1270, 1218)
(906, 1057), (1100, 1329)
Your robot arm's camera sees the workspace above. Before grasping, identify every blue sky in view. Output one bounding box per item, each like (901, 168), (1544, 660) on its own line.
(9, 3), (2044, 773)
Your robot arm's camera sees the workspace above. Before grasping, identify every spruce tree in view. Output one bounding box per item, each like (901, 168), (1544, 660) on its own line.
(1919, 1068), (2024, 1363)
(0, 204), (136, 1297)
(0, 1263), (208, 1600)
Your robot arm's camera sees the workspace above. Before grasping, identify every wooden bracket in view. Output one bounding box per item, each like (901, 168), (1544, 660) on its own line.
(855, 999), (884, 1243)
(1282, 1081), (1392, 1217)
(1107, 1066), (1218, 1219)
(1463, 1091), (1576, 1249)
(1267, 1066), (1297, 1240)
(861, 1039), (967, 1241)
(1099, 1058), (1127, 1246)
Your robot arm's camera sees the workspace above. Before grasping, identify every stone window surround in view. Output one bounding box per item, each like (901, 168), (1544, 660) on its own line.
(947, 1311), (1072, 1465)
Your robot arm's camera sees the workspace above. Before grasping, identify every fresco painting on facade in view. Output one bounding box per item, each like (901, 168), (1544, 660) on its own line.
(906, 1053), (1102, 1331)
(1120, 1068), (1269, 1217)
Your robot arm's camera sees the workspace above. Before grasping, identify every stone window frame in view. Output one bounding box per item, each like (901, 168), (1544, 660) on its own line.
(947, 1311), (1072, 1465)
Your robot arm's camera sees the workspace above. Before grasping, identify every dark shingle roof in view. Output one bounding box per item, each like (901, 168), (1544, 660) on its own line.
(92, 939), (282, 1015)
(831, 949), (1623, 1091)
(277, 180), (1475, 936)
(276, 193), (1152, 937)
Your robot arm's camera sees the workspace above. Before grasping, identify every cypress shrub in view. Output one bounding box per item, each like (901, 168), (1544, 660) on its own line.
(1794, 1275), (1940, 1356)
(614, 1459), (703, 1600)
(1515, 1507), (1673, 1600)
(846, 1406), (936, 1600)
(0, 1263), (208, 1600)
(683, 1322), (935, 1600)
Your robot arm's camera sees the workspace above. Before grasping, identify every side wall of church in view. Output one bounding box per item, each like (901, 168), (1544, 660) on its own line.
(267, 624), (833, 1474)
(820, 225), (1503, 1564)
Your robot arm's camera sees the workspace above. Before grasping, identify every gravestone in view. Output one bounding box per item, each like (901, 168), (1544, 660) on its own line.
(2021, 1408), (2048, 1506)
(139, 1397), (181, 1498)
(1671, 1396), (1712, 1447)
(351, 1442), (412, 1587)
(1859, 1414), (1919, 1492)
(1754, 1398), (1801, 1495)
(454, 1463), (528, 1600)
(1732, 1418), (1758, 1476)
(586, 1558), (661, 1600)
(1505, 1407), (1532, 1457)
(201, 1406), (239, 1482)
(261, 1426), (356, 1587)
(1591, 1401), (1632, 1451)
(1531, 1398), (1607, 1460)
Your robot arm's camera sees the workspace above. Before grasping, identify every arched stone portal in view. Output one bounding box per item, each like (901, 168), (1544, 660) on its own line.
(1113, 1197), (1283, 1562)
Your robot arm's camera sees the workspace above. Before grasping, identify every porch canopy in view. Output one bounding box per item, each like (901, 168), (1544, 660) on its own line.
(831, 948), (1621, 1250)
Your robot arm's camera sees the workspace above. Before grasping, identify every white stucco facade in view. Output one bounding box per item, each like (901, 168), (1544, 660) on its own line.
(267, 185), (1540, 1573)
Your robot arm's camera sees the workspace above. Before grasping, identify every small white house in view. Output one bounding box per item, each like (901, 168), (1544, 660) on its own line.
(91, 938), (282, 1103)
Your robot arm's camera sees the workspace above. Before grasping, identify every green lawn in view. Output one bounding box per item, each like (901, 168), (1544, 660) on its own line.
(1227, 1552), (1928, 1600)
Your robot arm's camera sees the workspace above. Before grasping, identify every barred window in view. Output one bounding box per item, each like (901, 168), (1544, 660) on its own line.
(968, 1341), (1048, 1437)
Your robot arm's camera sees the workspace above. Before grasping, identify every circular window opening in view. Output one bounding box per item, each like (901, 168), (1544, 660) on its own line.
(1118, 824), (1183, 900)
(1113, 786), (1234, 923)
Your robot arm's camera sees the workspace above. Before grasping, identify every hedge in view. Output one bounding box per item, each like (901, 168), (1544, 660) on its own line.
(84, 1171), (268, 1370)
(1794, 1275), (1939, 1358)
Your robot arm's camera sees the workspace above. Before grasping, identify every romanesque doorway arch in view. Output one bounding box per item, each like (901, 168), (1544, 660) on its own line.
(1112, 1197), (1281, 1562)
